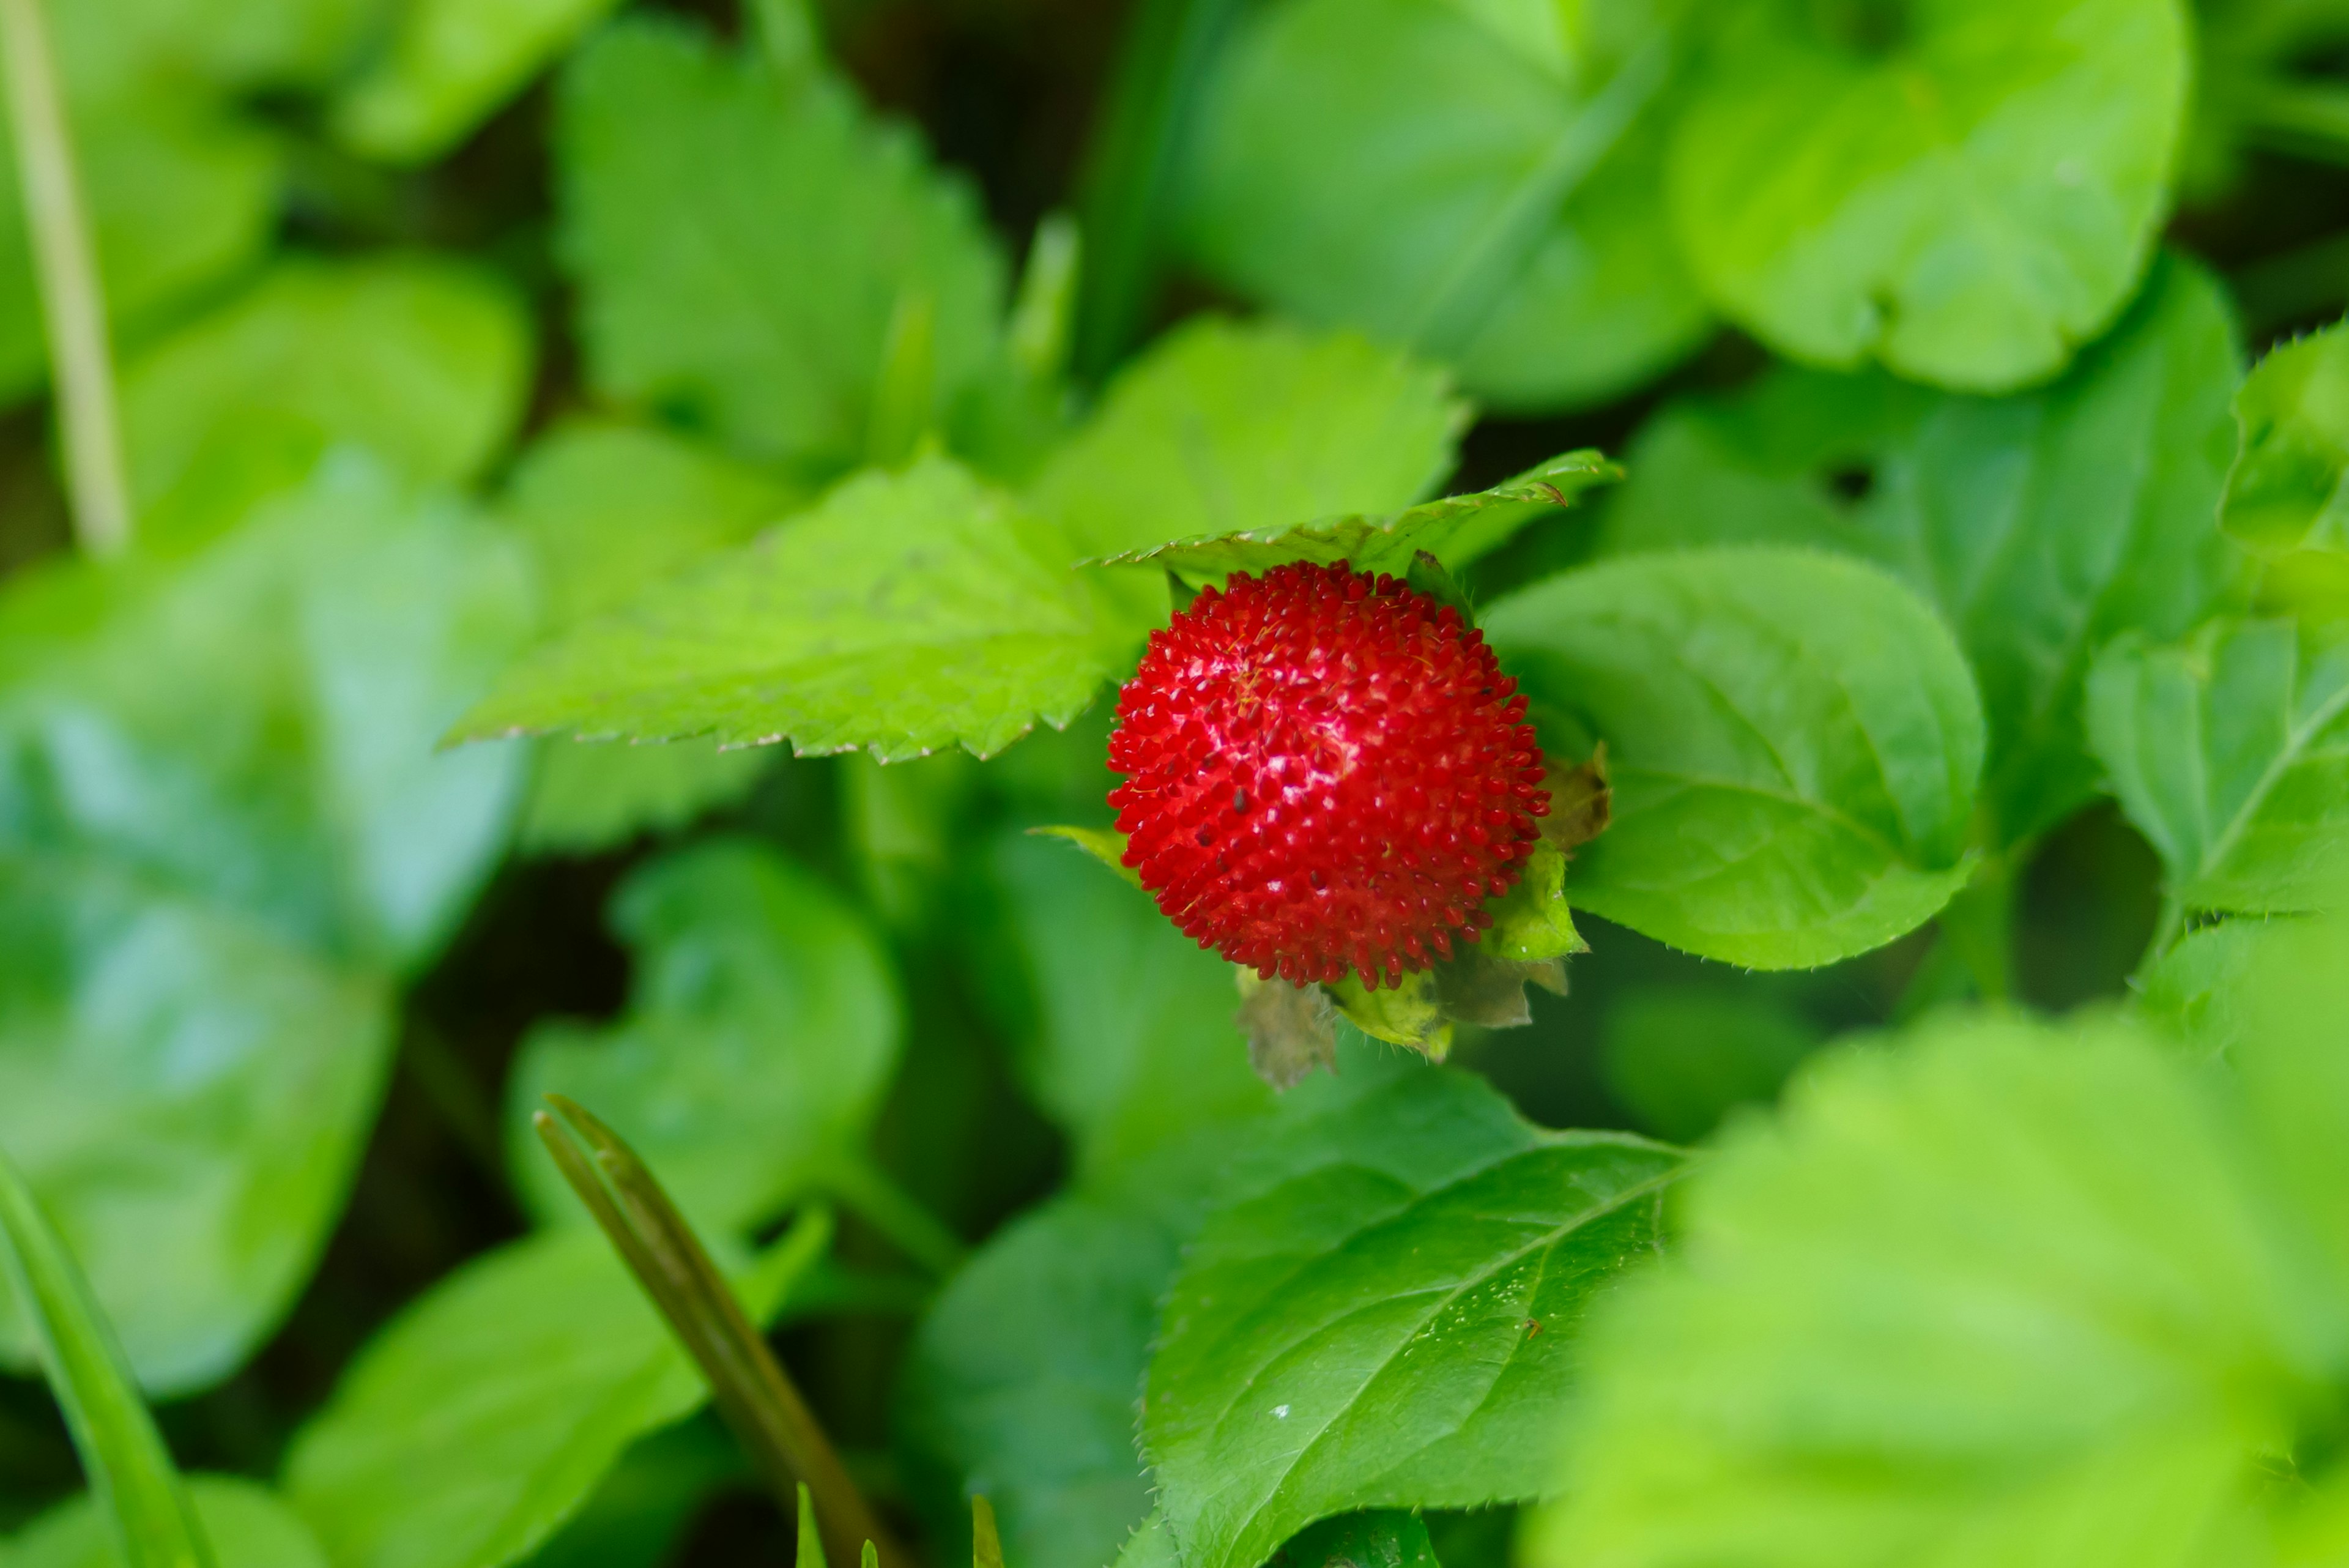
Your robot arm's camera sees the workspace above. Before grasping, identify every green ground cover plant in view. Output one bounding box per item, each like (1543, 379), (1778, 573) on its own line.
(1, 1), (2348, 1567)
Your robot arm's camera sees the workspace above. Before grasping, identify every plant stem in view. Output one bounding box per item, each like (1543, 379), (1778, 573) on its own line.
(0, 0), (131, 558)
(823, 1155), (966, 1277)
(534, 1101), (908, 1568)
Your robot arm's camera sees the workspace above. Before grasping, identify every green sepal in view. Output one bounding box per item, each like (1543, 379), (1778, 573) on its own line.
(1327, 971), (1452, 1059)
(1027, 825), (1141, 891)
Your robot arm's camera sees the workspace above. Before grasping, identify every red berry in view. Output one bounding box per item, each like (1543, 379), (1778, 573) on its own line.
(1107, 561), (1551, 989)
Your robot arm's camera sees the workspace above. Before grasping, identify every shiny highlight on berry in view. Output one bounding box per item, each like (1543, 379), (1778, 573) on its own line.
(1107, 560), (1551, 988)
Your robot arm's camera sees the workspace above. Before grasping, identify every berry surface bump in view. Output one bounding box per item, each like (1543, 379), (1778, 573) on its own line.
(1107, 561), (1551, 989)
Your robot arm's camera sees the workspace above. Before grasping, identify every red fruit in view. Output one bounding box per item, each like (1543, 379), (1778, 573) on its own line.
(1107, 560), (1551, 989)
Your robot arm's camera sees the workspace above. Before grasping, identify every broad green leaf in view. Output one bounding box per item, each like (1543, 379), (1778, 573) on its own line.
(286, 1218), (823, 1568)
(505, 839), (903, 1236)
(1028, 319), (1466, 563)
(1182, 0), (1707, 412)
(4, 1481), (324, 1568)
(1598, 988), (1822, 1143)
(1143, 1069), (1682, 1568)
(1601, 255), (2246, 846)
(2134, 918), (2272, 1060)
(0, 95), (278, 402)
(984, 830), (1274, 1178)
(558, 15), (1006, 476)
(0, 1149), (208, 1567)
(0, 856), (391, 1397)
(2223, 319), (2349, 553)
(2236, 910), (2349, 1285)
(1529, 1009), (2332, 1568)
(1667, 0), (2189, 390)
(333, 0), (629, 164)
(499, 422), (797, 854)
(50, 0), (382, 95)
(1091, 451), (1616, 578)
(2087, 617), (2349, 913)
(458, 456), (1154, 763)
(1483, 549), (1984, 968)
(119, 258), (535, 509)
(895, 1050), (1420, 1568)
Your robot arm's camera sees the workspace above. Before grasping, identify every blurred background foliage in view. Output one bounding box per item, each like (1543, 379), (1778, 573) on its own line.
(1, 0), (2347, 1564)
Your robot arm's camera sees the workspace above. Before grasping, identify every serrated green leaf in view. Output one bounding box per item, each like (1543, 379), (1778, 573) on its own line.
(333, 0), (628, 164)
(458, 455), (1154, 763)
(286, 1216), (825, 1568)
(0, 856), (392, 1397)
(0, 1150), (210, 1568)
(505, 839), (902, 1237)
(1668, 0), (2188, 391)
(1182, 0), (1707, 412)
(1030, 319), (1468, 563)
(2224, 319), (2349, 554)
(119, 257), (535, 511)
(4, 1479), (322, 1568)
(0, 94), (278, 403)
(1601, 255), (2246, 847)
(2087, 617), (2349, 913)
(500, 422), (798, 854)
(1529, 1006), (2337, 1568)
(984, 831), (1271, 1176)
(1483, 549), (1984, 968)
(1597, 987), (1821, 1143)
(1143, 1069), (1682, 1568)
(2134, 918), (2273, 1060)
(1093, 451), (1615, 578)
(558, 16), (1006, 477)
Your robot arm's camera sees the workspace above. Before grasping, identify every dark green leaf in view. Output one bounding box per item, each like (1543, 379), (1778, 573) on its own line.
(286, 1219), (824, 1568)
(499, 422), (799, 855)
(1483, 549), (1984, 968)
(1091, 451), (1615, 578)
(333, 0), (629, 163)
(0, 856), (391, 1396)
(984, 830), (1273, 1178)
(1667, 0), (2188, 389)
(4, 1479), (321, 1568)
(1601, 255), (2246, 846)
(1182, 0), (1707, 412)
(0, 1150), (210, 1568)
(2088, 617), (2349, 913)
(1029, 319), (1467, 563)
(118, 258), (535, 510)
(1273, 1512), (1440, 1568)
(458, 455), (1155, 763)
(2222, 319), (2349, 553)
(1143, 1069), (1683, 1568)
(1529, 1006), (2334, 1568)
(558, 16), (1006, 477)
(505, 839), (903, 1236)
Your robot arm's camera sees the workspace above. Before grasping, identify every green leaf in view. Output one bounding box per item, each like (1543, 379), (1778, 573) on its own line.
(1667, 0), (2189, 390)
(2223, 319), (2349, 554)
(499, 422), (798, 854)
(0, 1150), (209, 1568)
(119, 257), (536, 510)
(1528, 1008), (2332, 1568)
(2236, 910), (2349, 1285)
(333, 0), (629, 164)
(0, 94), (278, 402)
(1483, 549), (1984, 968)
(1143, 1069), (1683, 1568)
(1601, 255), (2246, 846)
(1091, 451), (1616, 578)
(0, 856), (392, 1397)
(984, 830), (1274, 1178)
(1029, 319), (1468, 563)
(286, 1219), (823, 1568)
(558, 15), (1006, 477)
(4, 1479), (322, 1568)
(1181, 0), (1708, 412)
(1275, 1514), (1441, 1568)
(2087, 617), (2349, 913)
(505, 839), (903, 1237)
(895, 1050), (1423, 1568)
(2134, 918), (2271, 1060)
(1022, 825), (1140, 890)
(457, 455), (1154, 763)
(50, 0), (380, 95)
(1598, 987), (1822, 1143)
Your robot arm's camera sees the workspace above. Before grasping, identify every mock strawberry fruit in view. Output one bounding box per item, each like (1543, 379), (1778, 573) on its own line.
(1107, 560), (1551, 989)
